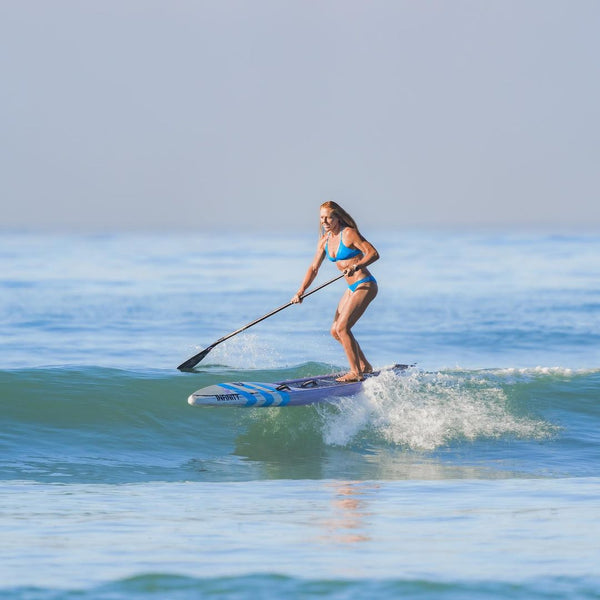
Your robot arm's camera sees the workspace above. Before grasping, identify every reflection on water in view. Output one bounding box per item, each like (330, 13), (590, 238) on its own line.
(320, 482), (377, 544)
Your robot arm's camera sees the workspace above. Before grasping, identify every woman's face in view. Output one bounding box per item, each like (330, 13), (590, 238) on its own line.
(320, 208), (340, 233)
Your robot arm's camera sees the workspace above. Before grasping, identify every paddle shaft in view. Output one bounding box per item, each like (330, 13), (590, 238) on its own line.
(206, 273), (344, 345)
(177, 273), (345, 370)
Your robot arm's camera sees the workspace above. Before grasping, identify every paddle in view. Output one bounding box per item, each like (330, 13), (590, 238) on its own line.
(177, 273), (345, 371)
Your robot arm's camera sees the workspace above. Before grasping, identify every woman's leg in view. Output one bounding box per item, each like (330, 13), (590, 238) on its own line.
(330, 283), (378, 380)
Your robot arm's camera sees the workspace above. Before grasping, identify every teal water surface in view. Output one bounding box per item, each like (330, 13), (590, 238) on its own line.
(1, 232), (600, 598)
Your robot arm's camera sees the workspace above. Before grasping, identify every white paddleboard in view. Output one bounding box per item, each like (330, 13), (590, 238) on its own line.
(187, 364), (409, 407)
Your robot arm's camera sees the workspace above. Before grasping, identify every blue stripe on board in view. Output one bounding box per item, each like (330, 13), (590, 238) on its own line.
(218, 383), (257, 407)
(249, 382), (291, 407)
(238, 383), (276, 407)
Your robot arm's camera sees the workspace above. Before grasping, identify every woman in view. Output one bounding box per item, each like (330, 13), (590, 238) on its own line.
(291, 201), (379, 382)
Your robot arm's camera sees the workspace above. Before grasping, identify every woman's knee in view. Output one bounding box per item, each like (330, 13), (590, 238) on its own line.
(332, 321), (351, 341)
(330, 324), (341, 341)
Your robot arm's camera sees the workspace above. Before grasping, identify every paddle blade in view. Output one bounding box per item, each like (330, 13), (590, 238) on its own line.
(177, 346), (213, 371)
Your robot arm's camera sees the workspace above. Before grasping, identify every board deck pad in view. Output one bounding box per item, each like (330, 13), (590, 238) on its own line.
(187, 364), (410, 407)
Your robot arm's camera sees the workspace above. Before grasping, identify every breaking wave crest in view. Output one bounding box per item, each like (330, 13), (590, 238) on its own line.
(319, 367), (562, 450)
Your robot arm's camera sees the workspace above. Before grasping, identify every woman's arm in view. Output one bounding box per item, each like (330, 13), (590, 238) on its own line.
(291, 239), (326, 303)
(343, 229), (379, 274)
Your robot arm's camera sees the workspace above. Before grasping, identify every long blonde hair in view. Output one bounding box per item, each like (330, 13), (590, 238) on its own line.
(319, 201), (360, 237)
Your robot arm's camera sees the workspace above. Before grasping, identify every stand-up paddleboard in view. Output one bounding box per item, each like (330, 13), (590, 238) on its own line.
(187, 364), (410, 407)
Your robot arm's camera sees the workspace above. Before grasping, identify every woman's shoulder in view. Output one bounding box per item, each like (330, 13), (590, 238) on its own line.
(342, 226), (361, 243)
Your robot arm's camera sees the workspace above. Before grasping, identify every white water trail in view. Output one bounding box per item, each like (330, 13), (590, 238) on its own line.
(319, 368), (555, 450)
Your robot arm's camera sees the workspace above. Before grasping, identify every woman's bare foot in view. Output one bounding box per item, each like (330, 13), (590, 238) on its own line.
(361, 362), (373, 374)
(336, 371), (364, 383)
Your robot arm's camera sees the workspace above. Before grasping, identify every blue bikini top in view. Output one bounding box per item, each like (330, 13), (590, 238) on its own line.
(325, 228), (363, 262)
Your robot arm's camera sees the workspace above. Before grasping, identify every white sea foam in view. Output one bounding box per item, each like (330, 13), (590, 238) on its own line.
(320, 368), (555, 450)
(207, 333), (284, 369)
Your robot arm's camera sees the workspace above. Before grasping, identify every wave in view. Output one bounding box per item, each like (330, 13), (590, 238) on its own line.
(2, 364), (598, 442)
(319, 368), (557, 451)
(4, 574), (600, 600)
(2, 364), (599, 482)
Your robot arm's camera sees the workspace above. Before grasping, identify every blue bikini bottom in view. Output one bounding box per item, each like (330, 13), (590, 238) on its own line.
(348, 275), (377, 293)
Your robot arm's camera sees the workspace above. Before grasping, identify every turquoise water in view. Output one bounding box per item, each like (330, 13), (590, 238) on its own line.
(1, 232), (600, 599)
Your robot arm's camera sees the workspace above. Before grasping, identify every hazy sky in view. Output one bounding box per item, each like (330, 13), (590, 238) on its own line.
(1, 1), (599, 232)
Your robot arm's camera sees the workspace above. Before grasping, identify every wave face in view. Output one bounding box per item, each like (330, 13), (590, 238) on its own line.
(3, 364), (598, 483)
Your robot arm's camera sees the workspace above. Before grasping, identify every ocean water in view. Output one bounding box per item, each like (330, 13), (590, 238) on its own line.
(1, 231), (600, 599)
